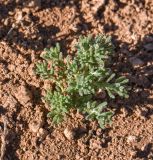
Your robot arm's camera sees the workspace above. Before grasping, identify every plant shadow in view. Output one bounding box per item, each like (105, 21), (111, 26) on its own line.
(110, 33), (153, 117)
(135, 143), (153, 159)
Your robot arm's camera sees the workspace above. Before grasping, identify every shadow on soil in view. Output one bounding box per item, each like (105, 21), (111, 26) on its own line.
(110, 33), (153, 116)
(135, 143), (153, 159)
(0, 0), (91, 52)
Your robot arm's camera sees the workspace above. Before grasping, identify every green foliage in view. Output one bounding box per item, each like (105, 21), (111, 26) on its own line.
(36, 35), (129, 128)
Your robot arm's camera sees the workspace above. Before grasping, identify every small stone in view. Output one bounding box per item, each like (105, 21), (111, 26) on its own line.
(16, 11), (23, 23)
(129, 57), (144, 68)
(64, 127), (75, 140)
(37, 128), (48, 140)
(141, 145), (147, 151)
(12, 23), (16, 28)
(28, 0), (41, 9)
(8, 11), (14, 15)
(127, 135), (137, 144)
(96, 128), (102, 136)
(4, 18), (9, 26)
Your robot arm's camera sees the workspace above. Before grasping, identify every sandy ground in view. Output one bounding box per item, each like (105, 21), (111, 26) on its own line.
(0, 0), (153, 159)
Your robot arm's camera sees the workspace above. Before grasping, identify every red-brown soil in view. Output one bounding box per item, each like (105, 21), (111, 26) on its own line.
(0, 0), (153, 160)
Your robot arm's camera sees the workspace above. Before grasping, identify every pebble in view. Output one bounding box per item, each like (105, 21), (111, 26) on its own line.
(64, 127), (75, 140)
(12, 23), (16, 28)
(28, 0), (41, 9)
(16, 11), (23, 23)
(37, 128), (48, 140)
(126, 135), (137, 144)
(4, 18), (9, 26)
(8, 11), (14, 15)
(96, 128), (102, 136)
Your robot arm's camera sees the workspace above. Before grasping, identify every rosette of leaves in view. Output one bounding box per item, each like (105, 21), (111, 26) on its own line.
(36, 35), (128, 128)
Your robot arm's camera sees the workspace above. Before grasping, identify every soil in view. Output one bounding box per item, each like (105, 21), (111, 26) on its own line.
(0, 0), (153, 160)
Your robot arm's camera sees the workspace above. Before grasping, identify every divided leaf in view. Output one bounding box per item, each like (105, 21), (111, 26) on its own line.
(36, 35), (129, 128)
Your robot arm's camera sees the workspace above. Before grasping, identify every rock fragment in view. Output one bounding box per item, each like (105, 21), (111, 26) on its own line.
(29, 120), (44, 133)
(126, 135), (137, 144)
(37, 128), (48, 140)
(64, 127), (75, 140)
(15, 11), (23, 23)
(4, 18), (9, 26)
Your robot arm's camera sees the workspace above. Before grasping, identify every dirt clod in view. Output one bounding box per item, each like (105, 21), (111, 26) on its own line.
(29, 121), (43, 133)
(14, 85), (32, 105)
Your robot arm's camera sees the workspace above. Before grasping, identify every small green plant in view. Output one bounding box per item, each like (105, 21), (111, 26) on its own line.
(36, 35), (128, 128)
